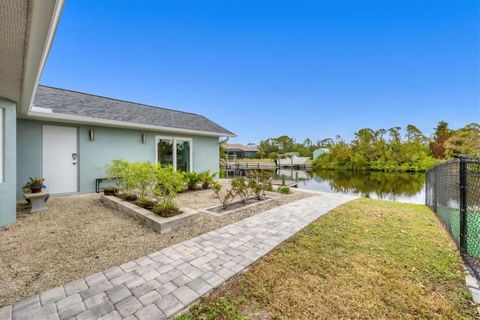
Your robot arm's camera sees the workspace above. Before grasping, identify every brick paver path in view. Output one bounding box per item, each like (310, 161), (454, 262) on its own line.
(0, 192), (355, 320)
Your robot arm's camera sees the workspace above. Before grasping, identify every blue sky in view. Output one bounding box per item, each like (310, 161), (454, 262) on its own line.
(41, 0), (479, 144)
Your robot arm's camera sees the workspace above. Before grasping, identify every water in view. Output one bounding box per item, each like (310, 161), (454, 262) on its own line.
(227, 168), (426, 204)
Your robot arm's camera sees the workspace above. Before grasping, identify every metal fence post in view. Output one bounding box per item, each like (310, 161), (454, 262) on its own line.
(433, 167), (438, 212)
(459, 156), (468, 254)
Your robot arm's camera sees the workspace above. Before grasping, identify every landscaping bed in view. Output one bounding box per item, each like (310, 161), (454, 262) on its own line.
(101, 194), (200, 234)
(179, 198), (478, 319)
(199, 196), (275, 216)
(0, 191), (311, 308)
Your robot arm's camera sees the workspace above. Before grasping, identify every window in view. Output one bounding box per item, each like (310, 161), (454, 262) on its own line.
(156, 136), (192, 172)
(0, 108), (3, 182)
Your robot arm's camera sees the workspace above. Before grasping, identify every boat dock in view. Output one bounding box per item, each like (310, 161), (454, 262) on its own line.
(222, 162), (312, 170)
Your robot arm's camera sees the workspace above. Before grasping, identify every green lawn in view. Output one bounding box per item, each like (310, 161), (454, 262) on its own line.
(178, 199), (477, 320)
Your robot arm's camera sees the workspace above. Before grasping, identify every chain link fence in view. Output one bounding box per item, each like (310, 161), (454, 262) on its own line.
(426, 157), (480, 279)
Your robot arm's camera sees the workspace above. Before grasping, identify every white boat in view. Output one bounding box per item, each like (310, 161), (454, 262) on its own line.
(278, 155), (310, 167)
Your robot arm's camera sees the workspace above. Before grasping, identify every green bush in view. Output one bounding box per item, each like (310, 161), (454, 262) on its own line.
(153, 166), (185, 214)
(129, 162), (157, 198)
(269, 152), (279, 160)
(278, 186), (291, 194)
(135, 197), (156, 210)
(106, 160), (187, 215)
(199, 171), (217, 189)
(184, 172), (201, 190)
(105, 159), (135, 193)
(105, 160), (158, 198)
(152, 199), (179, 217)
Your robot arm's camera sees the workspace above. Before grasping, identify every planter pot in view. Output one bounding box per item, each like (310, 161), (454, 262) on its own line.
(103, 189), (118, 196)
(30, 185), (42, 193)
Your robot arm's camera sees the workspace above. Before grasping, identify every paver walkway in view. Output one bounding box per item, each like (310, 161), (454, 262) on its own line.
(0, 192), (355, 320)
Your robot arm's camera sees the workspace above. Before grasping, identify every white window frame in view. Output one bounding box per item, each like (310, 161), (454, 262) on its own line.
(155, 135), (193, 172)
(0, 108), (3, 183)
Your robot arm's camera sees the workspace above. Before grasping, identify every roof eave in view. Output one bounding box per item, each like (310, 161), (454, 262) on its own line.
(19, 0), (64, 115)
(24, 110), (236, 137)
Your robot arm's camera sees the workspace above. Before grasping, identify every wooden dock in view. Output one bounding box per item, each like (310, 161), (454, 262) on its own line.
(222, 162), (312, 170)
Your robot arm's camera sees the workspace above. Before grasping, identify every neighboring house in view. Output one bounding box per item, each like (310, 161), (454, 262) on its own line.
(0, 0), (235, 227)
(226, 144), (258, 159)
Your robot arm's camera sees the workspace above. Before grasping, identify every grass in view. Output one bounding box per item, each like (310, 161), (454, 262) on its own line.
(178, 198), (477, 320)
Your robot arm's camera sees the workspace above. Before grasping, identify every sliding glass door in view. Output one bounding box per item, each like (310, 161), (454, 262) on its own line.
(156, 136), (192, 172)
(176, 139), (191, 172)
(157, 138), (173, 168)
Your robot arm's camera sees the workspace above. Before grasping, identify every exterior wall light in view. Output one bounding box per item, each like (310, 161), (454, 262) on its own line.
(88, 129), (95, 141)
(141, 133), (146, 144)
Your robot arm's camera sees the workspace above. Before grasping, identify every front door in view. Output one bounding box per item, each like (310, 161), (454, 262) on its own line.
(42, 125), (78, 194)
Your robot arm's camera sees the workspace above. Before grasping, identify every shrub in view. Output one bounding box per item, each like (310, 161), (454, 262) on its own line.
(129, 162), (157, 198)
(270, 152), (279, 160)
(105, 160), (159, 198)
(153, 166), (185, 214)
(231, 177), (250, 203)
(278, 186), (291, 194)
(212, 182), (236, 210)
(219, 167), (226, 179)
(247, 171), (272, 200)
(183, 172), (201, 190)
(118, 192), (138, 201)
(105, 160), (135, 193)
(135, 197), (156, 210)
(199, 171), (217, 189)
(152, 200), (179, 217)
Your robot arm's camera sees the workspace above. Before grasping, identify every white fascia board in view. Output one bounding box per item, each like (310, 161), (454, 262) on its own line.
(23, 111), (236, 138)
(19, 0), (65, 115)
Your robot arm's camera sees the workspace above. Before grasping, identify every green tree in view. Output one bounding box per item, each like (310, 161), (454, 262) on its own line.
(444, 124), (480, 159)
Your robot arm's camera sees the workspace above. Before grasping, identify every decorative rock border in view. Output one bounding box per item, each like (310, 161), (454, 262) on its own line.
(101, 195), (200, 234)
(198, 197), (275, 217)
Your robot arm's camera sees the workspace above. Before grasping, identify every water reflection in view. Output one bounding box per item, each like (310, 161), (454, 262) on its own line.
(300, 170), (425, 203)
(226, 168), (426, 203)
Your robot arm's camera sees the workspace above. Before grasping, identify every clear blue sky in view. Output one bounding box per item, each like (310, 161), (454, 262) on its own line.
(41, 0), (479, 144)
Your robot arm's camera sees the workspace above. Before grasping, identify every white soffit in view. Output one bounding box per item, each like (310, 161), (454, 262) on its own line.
(0, 0), (64, 112)
(0, 0), (29, 103)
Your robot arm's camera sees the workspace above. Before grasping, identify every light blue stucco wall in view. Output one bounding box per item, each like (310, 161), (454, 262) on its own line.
(0, 99), (17, 227)
(17, 119), (220, 198)
(17, 119), (43, 199)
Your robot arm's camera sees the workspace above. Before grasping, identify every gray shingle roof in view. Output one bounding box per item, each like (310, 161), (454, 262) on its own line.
(33, 85), (235, 136)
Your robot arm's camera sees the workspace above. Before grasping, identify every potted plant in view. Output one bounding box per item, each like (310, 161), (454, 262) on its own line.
(103, 186), (118, 196)
(27, 177), (44, 193)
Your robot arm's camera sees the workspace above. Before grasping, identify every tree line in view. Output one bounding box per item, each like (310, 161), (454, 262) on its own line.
(250, 121), (479, 172)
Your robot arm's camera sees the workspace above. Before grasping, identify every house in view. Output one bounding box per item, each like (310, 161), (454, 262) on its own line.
(225, 144), (258, 159)
(0, 0), (235, 227)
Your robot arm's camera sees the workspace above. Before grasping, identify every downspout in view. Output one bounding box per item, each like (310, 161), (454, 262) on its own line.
(219, 137), (229, 145)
